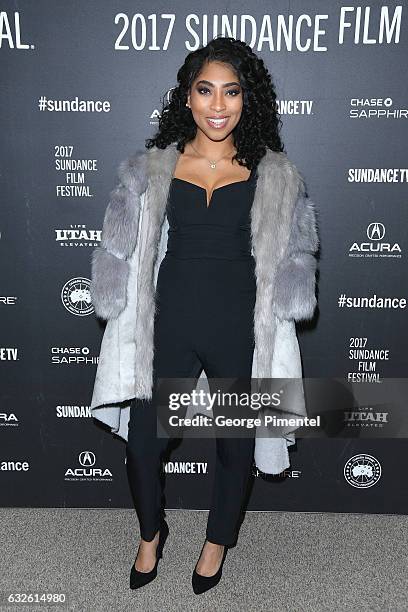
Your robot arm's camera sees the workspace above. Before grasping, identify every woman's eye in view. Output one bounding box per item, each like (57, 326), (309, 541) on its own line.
(196, 87), (241, 96)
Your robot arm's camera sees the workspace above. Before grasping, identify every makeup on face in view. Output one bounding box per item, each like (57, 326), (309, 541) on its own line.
(192, 78), (242, 131)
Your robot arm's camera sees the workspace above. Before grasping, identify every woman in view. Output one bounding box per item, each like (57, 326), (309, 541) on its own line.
(90, 36), (319, 594)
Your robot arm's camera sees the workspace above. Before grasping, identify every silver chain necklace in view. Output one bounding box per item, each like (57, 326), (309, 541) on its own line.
(189, 141), (235, 169)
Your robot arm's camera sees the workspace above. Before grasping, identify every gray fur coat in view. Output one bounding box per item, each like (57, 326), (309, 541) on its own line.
(89, 143), (319, 474)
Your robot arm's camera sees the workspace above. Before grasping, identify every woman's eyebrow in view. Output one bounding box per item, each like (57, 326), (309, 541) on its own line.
(196, 79), (241, 87)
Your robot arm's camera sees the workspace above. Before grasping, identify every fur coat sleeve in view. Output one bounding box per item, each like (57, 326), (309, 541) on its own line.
(90, 153), (148, 320)
(272, 193), (319, 321)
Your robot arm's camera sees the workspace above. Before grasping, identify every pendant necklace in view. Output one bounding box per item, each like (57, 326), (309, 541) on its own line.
(189, 141), (235, 169)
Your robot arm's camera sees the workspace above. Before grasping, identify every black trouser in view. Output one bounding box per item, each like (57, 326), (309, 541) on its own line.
(126, 256), (256, 547)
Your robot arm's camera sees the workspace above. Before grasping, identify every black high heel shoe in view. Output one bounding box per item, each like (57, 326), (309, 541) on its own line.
(191, 542), (228, 595)
(129, 519), (169, 590)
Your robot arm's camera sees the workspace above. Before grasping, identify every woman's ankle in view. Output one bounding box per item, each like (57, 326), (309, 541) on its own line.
(195, 541), (225, 576)
(134, 530), (160, 572)
(140, 528), (160, 547)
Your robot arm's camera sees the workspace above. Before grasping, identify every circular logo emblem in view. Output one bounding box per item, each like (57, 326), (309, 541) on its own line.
(79, 451), (96, 467)
(61, 277), (93, 316)
(343, 453), (381, 488)
(366, 222), (385, 241)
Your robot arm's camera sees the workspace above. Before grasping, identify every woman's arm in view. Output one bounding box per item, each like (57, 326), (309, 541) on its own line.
(272, 193), (319, 322)
(90, 152), (148, 321)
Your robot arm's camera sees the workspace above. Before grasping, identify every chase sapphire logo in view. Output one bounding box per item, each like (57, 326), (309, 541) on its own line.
(61, 277), (93, 316)
(343, 453), (382, 488)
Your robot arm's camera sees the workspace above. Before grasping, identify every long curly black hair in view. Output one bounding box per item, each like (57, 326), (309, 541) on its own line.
(145, 36), (284, 170)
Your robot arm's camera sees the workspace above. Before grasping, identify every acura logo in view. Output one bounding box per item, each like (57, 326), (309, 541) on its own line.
(349, 222), (401, 258)
(64, 450), (112, 481)
(366, 223), (385, 241)
(79, 451), (96, 466)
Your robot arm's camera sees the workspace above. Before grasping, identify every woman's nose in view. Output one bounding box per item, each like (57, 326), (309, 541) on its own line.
(210, 92), (226, 112)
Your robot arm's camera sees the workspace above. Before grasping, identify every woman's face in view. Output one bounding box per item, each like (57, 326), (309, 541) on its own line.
(187, 61), (244, 142)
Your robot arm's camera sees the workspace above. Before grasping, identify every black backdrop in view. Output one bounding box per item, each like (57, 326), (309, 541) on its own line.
(1, 1), (407, 513)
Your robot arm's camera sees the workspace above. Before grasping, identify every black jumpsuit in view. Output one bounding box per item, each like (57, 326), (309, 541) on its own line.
(126, 166), (258, 547)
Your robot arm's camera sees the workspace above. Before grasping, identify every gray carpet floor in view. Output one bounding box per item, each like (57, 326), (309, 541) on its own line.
(0, 508), (407, 612)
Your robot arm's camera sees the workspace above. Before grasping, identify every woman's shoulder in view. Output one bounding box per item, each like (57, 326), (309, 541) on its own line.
(115, 148), (149, 195)
(260, 148), (297, 172)
(117, 143), (179, 192)
(260, 149), (305, 194)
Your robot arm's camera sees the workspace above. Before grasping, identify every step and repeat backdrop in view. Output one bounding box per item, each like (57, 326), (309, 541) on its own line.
(1, 1), (407, 513)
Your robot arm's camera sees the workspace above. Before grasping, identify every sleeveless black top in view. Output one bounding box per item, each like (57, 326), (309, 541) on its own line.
(165, 167), (258, 260)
